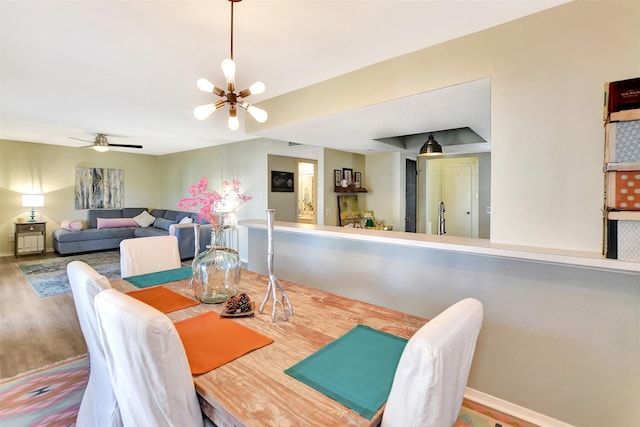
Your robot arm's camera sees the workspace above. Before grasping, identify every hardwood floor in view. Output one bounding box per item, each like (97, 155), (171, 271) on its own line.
(0, 252), (86, 378)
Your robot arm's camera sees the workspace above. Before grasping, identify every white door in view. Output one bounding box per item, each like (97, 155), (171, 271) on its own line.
(442, 165), (473, 237)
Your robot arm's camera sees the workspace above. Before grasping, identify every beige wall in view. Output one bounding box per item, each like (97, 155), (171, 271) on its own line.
(250, 0), (640, 253)
(0, 140), (159, 255)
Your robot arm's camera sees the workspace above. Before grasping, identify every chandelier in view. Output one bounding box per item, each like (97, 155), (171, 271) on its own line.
(194, 0), (267, 130)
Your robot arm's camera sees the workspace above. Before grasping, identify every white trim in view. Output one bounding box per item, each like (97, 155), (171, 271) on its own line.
(464, 387), (576, 427)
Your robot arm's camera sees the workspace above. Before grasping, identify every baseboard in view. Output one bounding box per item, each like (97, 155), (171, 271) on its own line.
(464, 387), (575, 427)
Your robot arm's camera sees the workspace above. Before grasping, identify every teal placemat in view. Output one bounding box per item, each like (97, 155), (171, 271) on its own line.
(284, 324), (407, 419)
(125, 267), (192, 288)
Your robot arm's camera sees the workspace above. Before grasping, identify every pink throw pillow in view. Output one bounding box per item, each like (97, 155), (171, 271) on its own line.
(60, 219), (83, 231)
(97, 217), (139, 229)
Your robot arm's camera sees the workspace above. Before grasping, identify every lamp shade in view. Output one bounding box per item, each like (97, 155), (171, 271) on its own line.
(419, 134), (443, 157)
(22, 194), (44, 207)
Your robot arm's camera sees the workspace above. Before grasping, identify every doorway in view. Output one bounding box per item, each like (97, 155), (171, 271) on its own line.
(297, 160), (317, 224)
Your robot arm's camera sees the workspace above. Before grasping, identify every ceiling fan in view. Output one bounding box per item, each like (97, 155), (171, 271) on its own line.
(68, 133), (143, 152)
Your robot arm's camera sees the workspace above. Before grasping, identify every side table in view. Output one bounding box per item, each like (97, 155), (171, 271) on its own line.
(15, 221), (46, 257)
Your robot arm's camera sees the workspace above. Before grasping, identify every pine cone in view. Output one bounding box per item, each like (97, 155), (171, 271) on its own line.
(238, 293), (252, 312)
(225, 295), (240, 313)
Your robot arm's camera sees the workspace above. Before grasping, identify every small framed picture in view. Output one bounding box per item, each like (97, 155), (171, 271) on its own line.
(354, 172), (362, 186)
(334, 169), (342, 187)
(342, 168), (353, 185)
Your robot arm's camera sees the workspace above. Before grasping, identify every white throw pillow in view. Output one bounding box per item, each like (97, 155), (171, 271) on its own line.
(179, 216), (194, 224)
(133, 211), (156, 227)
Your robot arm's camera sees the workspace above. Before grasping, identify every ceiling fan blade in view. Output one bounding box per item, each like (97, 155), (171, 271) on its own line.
(68, 136), (93, 143)
(108, 143), (143, 149)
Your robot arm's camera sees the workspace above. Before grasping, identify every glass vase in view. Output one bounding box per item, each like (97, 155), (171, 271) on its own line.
(191, 218), (241, 304)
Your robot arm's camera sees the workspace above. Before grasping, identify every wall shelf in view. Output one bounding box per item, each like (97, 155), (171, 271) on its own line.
(334, 186), (368, 193)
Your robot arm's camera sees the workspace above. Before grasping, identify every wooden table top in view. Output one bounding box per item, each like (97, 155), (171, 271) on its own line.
(111, 270), (427, 427)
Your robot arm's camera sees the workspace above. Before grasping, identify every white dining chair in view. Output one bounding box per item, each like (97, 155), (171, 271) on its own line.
(66, 261), (122, 427)
(94, 288), (206, 427)
(119, 235), (181, 278)
(381, 298), (484, 427)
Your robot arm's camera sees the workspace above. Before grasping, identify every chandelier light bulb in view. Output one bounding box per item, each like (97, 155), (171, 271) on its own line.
(196, 78), (214, 93)
(194, 103), (216, 120)
(228, 115), (240, 130)
(221, 59), (236, 83)
(239, 101), (268, 123)
(249, 81), (265, 95)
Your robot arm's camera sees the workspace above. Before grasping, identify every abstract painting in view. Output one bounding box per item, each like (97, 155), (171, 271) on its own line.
(75, 167), (124, 209)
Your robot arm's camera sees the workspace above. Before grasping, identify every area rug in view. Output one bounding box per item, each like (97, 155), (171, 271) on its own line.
(17, 251), (121, 297)
(0, 355), (521, 427)
(0, 355), (88, 427)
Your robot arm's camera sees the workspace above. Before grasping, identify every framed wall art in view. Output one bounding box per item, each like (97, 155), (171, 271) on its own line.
(337, 195), (359, 226)
(75, 167), (124, 209)
(342, 168), (353, 185)
(271, 170), (294, 192)
(334, 169), (342, 187)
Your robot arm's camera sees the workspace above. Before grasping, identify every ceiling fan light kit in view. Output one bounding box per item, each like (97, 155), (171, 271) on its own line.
(68, 133), (143, 151)
(194, 0), (268, 130)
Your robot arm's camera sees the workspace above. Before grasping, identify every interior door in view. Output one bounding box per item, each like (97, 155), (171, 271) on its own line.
(442, 165), (472, 237)
(405, 159), (417, 232)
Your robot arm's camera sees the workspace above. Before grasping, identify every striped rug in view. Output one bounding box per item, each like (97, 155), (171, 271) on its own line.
(1, 355), (530, 427)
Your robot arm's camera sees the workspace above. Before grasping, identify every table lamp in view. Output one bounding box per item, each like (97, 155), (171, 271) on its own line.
(22, 194), (44, 222)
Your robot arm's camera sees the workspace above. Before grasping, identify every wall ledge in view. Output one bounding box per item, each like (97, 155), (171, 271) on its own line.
(240, 220), (640, 275)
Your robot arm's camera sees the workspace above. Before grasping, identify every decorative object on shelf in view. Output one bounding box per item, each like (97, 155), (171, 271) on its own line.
(361, 210), (375, 228)
(419, 133), (443, 157)
(193, 0), (267, 130)
(259, 209), (293, 321)
(354, 172), (362, 188)
(179, 177), (252, 303)
(334, 170), (342, 187)
(342, 168), (353, 185)
(22, 194), (44, 222)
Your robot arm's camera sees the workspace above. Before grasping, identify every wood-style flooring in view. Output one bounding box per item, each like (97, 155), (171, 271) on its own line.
(0, 252), (86, 378)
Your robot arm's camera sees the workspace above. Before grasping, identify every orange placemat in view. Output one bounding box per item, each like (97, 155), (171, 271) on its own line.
(175, 311), (274, 375)
(127, 286), (199, 314)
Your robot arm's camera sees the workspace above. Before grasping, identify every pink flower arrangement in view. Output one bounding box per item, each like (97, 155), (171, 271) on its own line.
(177, 177), (252, 228)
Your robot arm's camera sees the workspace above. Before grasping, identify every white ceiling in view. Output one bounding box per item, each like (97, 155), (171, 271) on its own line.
(0, 0), (570, 156)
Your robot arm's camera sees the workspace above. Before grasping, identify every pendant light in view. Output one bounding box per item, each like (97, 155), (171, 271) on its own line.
(194, 0), (267, 130)
(419, 133), (443, 156)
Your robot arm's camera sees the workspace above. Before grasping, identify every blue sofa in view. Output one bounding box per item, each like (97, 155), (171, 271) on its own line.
(52, 208), (212, 260)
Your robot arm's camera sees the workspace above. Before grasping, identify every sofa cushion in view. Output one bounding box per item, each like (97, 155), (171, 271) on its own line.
(162, 210), (179, 221)
(60, 219), (83, 231)
(88, 209), (123, 229)
(176, 212), (192, 223)
(150, 209), (167, 219)
(122, 207), (148, 218)
(133, 227), (168, 238)
(153, 218), (176, 231)
(179, 216), (193, 224)
(53, 227), (136, 243)
(133, 211), (156, 227)
(97, 217), (138, 229)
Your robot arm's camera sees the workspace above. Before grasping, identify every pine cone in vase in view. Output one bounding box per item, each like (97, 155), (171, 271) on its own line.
(238, 293), (252, 312)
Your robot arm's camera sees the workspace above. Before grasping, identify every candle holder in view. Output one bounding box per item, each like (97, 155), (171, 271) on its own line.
(259, 209), (293, 321)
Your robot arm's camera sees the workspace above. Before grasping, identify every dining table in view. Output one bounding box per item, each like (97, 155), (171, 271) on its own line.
(111, 269), (427, 427)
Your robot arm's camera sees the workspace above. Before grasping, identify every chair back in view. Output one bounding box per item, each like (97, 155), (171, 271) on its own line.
(94, 288), (204, 427)
(66, 261), (122, 427)
(119, 235), (181, 277)
(381, 298), (483, 427)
